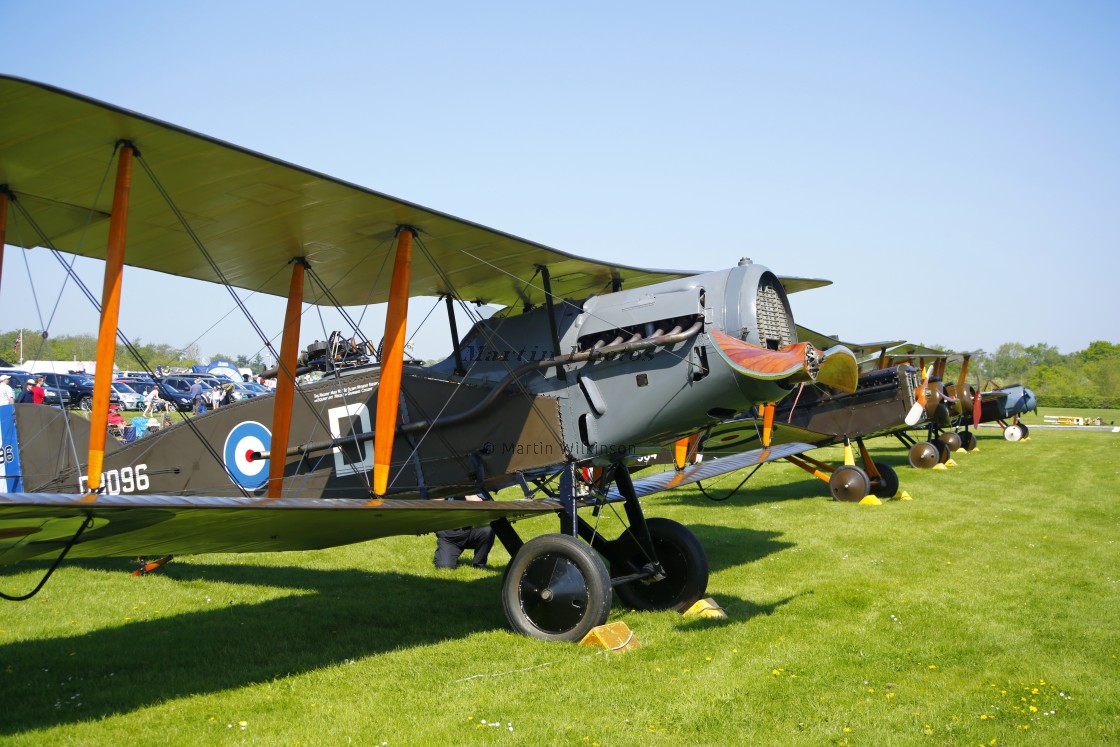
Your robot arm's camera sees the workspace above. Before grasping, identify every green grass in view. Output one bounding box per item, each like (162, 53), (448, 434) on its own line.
(1, 429), (1117, 745)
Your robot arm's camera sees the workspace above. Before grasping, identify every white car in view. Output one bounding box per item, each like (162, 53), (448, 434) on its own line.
(111, 381), (144, 410)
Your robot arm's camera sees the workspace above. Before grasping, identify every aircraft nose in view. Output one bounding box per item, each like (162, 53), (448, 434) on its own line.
(708, 331), (858, 392)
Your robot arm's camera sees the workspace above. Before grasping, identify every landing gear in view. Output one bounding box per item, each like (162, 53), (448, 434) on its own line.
(939, 431), (962, 453)
(497, 463), (711, 642)
(958, 431), (977, 451)
(830, 464), (870, 502)
(908, 441), (940, 469)
(870, 462), (899, 498)
(1004, 423), (1026, 442)
(932, 439), (951, 464)
(611, 518), (708, 612)
(502, 534), (612, 643)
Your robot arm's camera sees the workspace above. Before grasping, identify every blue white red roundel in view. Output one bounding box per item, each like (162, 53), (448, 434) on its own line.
(223, 421), (271, 490)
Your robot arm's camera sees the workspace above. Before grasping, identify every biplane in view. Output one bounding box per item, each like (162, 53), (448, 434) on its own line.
(0, 76), (857, 642)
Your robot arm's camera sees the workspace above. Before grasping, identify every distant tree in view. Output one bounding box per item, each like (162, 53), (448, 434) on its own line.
(1024, 342), (1066, 367)
(1078, 340), (1120, 363)
(985, 343), (1031, 381)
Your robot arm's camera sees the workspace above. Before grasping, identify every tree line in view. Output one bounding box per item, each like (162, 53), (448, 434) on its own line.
(900, 340), (1119, 409)
(0, 330), (265, 376)
(2, 329), (1117, 409)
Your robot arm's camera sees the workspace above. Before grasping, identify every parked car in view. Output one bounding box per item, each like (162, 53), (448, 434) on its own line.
(37, 371), (95, 410)
(229, 381), (266, 402)
(155, 377), (198, 411)
(116, 375), (158, 391)
(111, 381), (144, 410)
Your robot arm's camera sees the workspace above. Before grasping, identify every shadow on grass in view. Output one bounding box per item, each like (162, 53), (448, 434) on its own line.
(0, 522), (793, 734)
(674, 473), (826, 507)
(687, 524), (795, 574)
(0, 563), (506, 736)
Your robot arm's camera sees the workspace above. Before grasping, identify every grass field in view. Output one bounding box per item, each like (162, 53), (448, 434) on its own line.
(1, 427), (1117, 745)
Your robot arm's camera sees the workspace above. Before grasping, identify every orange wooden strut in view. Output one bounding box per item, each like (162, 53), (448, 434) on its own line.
(673, 437), (689, 470)
(373, 228), (414, 496)
(267, 260), (306, 498)
(85, 145), (134, 496)
(761, 402), (776, 447)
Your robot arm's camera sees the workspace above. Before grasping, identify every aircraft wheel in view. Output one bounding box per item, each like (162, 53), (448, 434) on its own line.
(933, 439), (951, 463)
(502, 534), (611, 642)
(939, 431), (962, 452)
(959, 431), (977, 451)
(830, 465), (870, 502)
(1020, 424), (1030, 438)
(870, 462), (899, 498)
(1004, 424), (1024, 442)
(908, 442), (939, 469)
(79, 396), (93, 412)
(611, 518), (709, 613)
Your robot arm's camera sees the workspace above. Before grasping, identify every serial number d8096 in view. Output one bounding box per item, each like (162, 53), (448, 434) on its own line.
(79, 464), (149, 494)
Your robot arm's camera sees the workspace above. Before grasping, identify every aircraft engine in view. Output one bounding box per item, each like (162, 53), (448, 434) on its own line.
(438, 259), (857, 462)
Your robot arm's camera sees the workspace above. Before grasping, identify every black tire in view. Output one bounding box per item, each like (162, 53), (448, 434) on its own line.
(1004, 424), (1024, 442)
(959, 431), (977, 451)
(830, 464), (869, 502)
(611, 518), (709, 613)
(871, 462), (899, 498)
(939, 431), (962, 452)
(79, 396), (92, 411)
(501, 534), (611, 642)
(933, 439), (951, 463)
(908, 441), (939, 469)
(1019, 423), (1030, 438)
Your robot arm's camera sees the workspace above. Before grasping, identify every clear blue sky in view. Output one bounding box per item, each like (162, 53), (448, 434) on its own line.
(2, 1), (1117, 364)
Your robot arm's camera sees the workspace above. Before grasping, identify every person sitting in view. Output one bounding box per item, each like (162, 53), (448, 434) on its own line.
(433, 494), (496, 569)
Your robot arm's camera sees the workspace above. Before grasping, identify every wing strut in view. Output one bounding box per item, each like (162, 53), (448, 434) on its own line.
(84, 144), (134, 497)
(373, 227), (415, 496)
(267, 258), (307, 498)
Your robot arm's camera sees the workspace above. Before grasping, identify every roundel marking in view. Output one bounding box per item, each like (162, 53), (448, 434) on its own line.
(223, 421), (271, 490)
(702, 425), (759, 452)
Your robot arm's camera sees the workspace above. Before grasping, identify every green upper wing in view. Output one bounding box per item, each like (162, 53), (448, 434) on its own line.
(0, 75), (697, 309)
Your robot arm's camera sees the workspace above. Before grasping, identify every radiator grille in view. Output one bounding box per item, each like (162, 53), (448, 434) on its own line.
(756, 278), (794, 349)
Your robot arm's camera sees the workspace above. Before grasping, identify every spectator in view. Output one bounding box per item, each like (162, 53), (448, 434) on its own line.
(142, 386), (162, 416)
(209, 385), (223, 410)
(31, 377), (46, 404)
(0, 375), (13, 406)
(16, 381), (35, 403)
(189, 378), (203, 413)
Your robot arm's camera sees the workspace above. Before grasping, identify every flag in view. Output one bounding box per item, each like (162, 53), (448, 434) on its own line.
(13, 332), (20, 355)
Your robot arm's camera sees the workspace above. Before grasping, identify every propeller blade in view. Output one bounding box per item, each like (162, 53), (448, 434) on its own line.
(906, 364), (933, 426)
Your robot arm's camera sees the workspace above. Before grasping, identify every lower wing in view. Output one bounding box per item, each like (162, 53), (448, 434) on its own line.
(609, 442), (816, 499)
(0, 494), (561, 565)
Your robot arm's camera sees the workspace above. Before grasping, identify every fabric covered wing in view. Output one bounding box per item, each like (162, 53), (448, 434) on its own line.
(0, 493), (562, 565)
(0, 75), (694, 308)
(607, 442), (816, 499)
